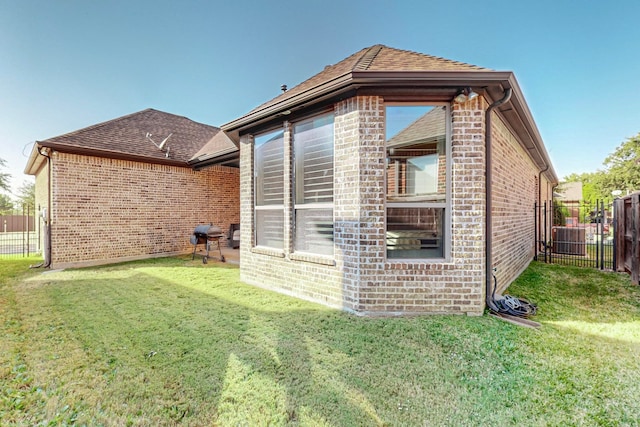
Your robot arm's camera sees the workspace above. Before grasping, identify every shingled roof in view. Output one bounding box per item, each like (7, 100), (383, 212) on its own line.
(222, 45), (491, 134)
(221, 44), (557, 184)
(26, 109), (222, 170)
(188, 129), (239, 168)
(247, 45), (488, 117)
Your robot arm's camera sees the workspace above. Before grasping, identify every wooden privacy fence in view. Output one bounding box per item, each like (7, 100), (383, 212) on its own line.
(614, 192), (640, 285)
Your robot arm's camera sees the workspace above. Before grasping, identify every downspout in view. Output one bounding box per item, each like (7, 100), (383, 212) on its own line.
(537, 164), (549, 255)
(538, 164), (549, 207)
(485, 88), (512, 311)
(38, 146), (52, 268)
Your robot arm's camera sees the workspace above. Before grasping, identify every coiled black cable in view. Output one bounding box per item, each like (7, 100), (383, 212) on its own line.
(490, 270), (537, 318)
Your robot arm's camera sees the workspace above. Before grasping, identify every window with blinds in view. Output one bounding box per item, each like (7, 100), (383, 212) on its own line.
(255, 129), (284, 249)
(293, 114), (334, 255)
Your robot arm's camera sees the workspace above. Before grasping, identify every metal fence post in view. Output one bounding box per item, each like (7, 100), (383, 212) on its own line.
(613, 199), (618, 272)
(543, 201), (548, 263)
(633, 194), (639, 285)
(534, 202), (538, 261)
(27, 204), (31, 257)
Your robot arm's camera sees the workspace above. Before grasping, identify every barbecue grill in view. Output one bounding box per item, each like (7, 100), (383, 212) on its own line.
(190, 224), (225, 263)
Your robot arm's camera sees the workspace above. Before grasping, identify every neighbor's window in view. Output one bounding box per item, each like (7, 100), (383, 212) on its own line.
(254, 129), (285, 249)
(293, 113), (334, 256)
(386, 105), (449, 259)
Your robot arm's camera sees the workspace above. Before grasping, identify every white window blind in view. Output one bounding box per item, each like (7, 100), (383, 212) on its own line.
(293, 115), (334, 255)
(255, 130), (284, 249)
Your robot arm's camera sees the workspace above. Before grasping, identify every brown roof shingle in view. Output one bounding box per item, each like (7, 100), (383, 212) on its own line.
(38, 108), (220, 164)
(243, 45), (488, 117)
(189, 130), (238, 163)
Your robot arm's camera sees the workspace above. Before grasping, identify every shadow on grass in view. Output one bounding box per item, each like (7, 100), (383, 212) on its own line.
(14, 257), (525, 425)
(8, 257), (640, 425)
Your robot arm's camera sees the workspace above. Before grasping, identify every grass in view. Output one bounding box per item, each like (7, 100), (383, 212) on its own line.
(545, 242), (614, 269)
(1, 256), (639, 426)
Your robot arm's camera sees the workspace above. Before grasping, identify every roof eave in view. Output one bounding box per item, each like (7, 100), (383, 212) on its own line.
(221, 72), (355, 136)
(24, 143), (46, 175)
(355, 71), (558, 183)
(495, 74), (559, 184)
(36, 141), (190, 168)
(222, 71), (513, 133)
(222, 69), (557, 184)
(351, 70), (514, 85)
(187, 146), (239, 165)
(189, 151), (240, 170)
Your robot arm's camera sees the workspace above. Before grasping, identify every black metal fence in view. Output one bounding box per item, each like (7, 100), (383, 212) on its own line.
(0, 205), (40, 258)
(535, 199), (615, 270)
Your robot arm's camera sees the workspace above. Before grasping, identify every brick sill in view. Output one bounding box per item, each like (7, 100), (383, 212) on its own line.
(251, 247), (285, 258)
(386, 259), (455, 270)
(289, 252), (336, 267)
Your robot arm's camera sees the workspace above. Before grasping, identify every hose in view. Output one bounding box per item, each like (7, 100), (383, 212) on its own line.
(489, 270), (537, 318)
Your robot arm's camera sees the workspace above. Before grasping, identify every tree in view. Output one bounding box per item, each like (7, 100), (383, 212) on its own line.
(0, 193), (13, 214)
(599, 132), (640, 196)
(16, 181), (35, 212)
(0, 158), (11, 193)
(561, 171), (608, 202)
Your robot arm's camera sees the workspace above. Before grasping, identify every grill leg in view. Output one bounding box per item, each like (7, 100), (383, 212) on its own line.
(217, 238), (225, 262)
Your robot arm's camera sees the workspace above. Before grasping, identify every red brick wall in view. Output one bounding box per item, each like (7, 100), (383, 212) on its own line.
(239, 96), (488, 315)
(237, 94), (551, 315)
(49, 152), (239, 268)
(490, 113), (541, 293)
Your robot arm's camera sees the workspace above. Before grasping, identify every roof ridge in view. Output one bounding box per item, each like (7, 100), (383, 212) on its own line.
(387, 45), (486, 70)
(146, 108), (220, 131)
(354, 44), (385, 71)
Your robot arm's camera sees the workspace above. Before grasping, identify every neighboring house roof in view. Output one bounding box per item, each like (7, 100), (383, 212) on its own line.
(25, 108), (235, 174)
(221, 44), (558, 184)
(387, 106), (446, 147)
(557, 181), (583, 201)
(188, 130), (239, 169)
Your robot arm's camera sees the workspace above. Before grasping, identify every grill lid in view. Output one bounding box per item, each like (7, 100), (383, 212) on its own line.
(193, 224), (223, 237)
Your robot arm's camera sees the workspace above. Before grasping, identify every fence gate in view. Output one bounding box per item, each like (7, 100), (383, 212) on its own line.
(0, 204), (39, 259)
(535, 199), (615, 270)
(614, 192), (640, 284)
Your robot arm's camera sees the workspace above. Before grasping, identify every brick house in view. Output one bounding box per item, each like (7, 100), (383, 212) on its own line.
(220, 45), (557, 315)
(24, 108), (239, 269)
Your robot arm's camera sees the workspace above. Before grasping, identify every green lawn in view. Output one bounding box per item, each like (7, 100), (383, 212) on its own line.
(1, 257), (639, 426)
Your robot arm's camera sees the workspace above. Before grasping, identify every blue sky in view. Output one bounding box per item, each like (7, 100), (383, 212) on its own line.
(1, 0), (639, 194)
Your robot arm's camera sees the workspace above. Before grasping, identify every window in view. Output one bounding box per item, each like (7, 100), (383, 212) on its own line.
(254, 129), (284, 249)
(293, 114), (334, 255)
(386, 105), (449, 259)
